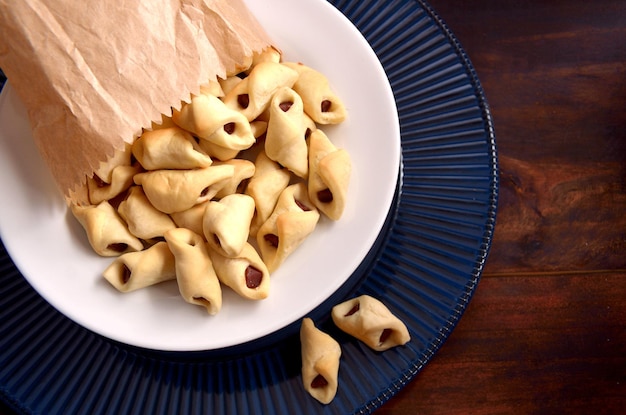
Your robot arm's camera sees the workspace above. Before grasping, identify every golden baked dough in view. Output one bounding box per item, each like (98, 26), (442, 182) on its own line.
(169, 202), (208, 237)
(331, 295), (411, 351)
(86, 144), (140, 205)
(300, 318), (341, 404)
(283, 62), (347, 125)
(256, 183), (320, 273)
(133, 164), (235, 214)
(117, 186), (176, 240)
(172, 93), (256, 152)
(246, 150), (291, 237)
(222, 61), (299, 121)
(302, 112), (317, 139)
(131, 127), (212, 170)
(196, 140), (241, 161)
(208, 242), (270, 300)
(265, 86), (309, 178)
(218, 75), (243, 96)
(192, 121), (265, 163)
(249, 120), (268, 138)
(102, 241), (176, 292)
(164, 228), (222, 315)
(71, 201), (143, 257)
(211, 159), (256, 199)
(307, 129), (351, 220)
(203, 193), (255, 258)
(87, 164), (142, 205)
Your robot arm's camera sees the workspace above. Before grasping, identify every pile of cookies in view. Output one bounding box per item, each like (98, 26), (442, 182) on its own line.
(70, 46), (351, 315)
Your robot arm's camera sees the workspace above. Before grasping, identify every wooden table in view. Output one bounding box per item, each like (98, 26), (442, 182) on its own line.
(1, 1), (624, 414)
(378, 0), (626, 413)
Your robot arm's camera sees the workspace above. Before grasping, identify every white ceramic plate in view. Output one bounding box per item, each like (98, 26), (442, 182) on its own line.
(0, 0), (400, 351)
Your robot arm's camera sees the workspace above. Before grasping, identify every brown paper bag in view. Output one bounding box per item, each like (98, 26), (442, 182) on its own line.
(0, 0), (272, 204)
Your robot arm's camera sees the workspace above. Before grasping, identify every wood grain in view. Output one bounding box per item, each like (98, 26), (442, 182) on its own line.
(377, 0), (626, 413)
(378, 272), (626, 415)
(492, 155), (626, 273)
(434, 0), (626, 274)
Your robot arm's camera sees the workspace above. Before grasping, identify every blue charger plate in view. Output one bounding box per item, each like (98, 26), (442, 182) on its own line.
(0, 0), (497, 413)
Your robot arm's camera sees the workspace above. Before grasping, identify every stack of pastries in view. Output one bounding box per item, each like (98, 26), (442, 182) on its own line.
(70, 46), (351, 316)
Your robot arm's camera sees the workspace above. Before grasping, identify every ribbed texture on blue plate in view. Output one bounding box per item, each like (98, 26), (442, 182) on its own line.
(0, 1), (497, 414)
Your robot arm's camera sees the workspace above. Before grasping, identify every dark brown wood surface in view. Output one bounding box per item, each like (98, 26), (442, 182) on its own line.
(1, 1), (624, 414)
(378, 0), (626, 414)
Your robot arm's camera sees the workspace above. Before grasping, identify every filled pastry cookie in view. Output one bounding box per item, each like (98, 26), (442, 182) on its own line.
(172, 93), (256, 154)
(203, 193), (256, 258)
(283, 62), (347, 125)
(256, 182), (320, 273)
(87, 144), (142, 205)
(222, 61), (299, 121)
(71, 201), (143, 257)
(307, 129), (351, 220)
(164, 228), (222, 315)
(265, 86), (309, 178)
(300, 318), (341, 405)
(208, 242), (270, 300)
(133, 164), (235, 214)
(102, 241), (176, 292)
(117, 185), (176, 241)
(87, 164), (142, 205)
(331, 295), (411, 351)
(245, 151), (291, 237)
(131, 127), (213, 170)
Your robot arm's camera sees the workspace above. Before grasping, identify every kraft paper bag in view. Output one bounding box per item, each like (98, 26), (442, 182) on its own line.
(0, 0), (273, 204)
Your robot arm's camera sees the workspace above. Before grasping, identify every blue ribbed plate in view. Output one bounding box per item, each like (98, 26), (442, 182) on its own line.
(0, 0), (497, 413)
